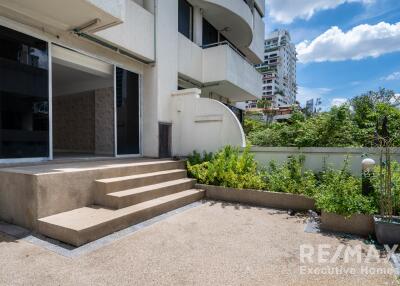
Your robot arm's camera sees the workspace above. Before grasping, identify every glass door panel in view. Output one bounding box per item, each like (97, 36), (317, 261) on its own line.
(0, 26), (49, 159)
(116, 67), (140, 155)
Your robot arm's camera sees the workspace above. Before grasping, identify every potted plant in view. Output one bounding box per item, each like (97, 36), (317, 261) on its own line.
(315, 159), (377, 237)
(373, 119), (400, 244)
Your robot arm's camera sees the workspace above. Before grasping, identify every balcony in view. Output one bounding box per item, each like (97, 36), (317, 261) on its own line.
(202, 42), (262, 102)
(188, 0), (253, 48)
(242, 9), (264, 64)
(0, 0), (123, 32)
(178, 35), (261, 102)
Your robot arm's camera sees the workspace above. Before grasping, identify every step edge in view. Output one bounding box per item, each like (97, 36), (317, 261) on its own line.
(95, 169), (187, 184)
(38, 189), (205, 231)
(106, 178), (196, 198)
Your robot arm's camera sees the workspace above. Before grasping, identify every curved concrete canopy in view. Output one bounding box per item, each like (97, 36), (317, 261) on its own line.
(188, 0), (253, 48)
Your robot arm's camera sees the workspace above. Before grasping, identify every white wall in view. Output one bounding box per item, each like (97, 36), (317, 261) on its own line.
(178, 34), (203, 83)
(247, 11), (265, 63)
(254, 0), (265, 16)
(171, 89), (245, 156)
(94, 0), (155, 62)
(87, 0), (125, 20)
(155, 0), (179, 124)
(250, 147), (400, 176)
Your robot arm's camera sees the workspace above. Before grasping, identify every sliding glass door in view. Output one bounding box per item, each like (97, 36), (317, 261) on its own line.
(115, 67), (140, 155)
(0, 26), (49, 159)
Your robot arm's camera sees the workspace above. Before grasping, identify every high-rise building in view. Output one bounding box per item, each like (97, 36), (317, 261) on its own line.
(255, 29), (297, 108)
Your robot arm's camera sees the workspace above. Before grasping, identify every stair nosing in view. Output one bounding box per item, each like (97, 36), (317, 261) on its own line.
(95, 169), (187, 184)
(106, 178), (196, 198)
(38, 189), (204, 231)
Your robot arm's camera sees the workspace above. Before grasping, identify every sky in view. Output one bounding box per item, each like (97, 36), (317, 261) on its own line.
(264, 0), (400, 110)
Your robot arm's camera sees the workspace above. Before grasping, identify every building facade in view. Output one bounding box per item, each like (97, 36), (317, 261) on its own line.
(0, 0), (264, 163)
(246, 29), (296, 109)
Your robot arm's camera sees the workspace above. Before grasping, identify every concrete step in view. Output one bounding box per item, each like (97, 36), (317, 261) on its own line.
(95, 169), (187, 199)
(95, 160), (185, 178)
(38, 189), (204, 246)
(102, 178), (197, 209)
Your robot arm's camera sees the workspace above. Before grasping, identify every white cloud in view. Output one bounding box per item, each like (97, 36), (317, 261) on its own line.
(381, 71), (400, 81)
(297, 86), (331, 106)
(266, 0), (373, 24)
(331, 98), (348, 107)
(296, 22), (400, 63)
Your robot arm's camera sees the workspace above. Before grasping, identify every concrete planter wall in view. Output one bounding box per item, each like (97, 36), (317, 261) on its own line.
(197, 184), (315, 211)
(249, 147), (400, 176)
(320, 212), (374, 237)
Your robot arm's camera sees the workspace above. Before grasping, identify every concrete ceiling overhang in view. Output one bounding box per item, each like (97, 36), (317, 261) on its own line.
(0, 0), (122, 32)
(188, 0), (253, 49)
(202, 81), (259, 103)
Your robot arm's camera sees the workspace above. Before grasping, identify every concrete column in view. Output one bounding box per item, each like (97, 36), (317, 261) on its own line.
(192, 6), (203, 46)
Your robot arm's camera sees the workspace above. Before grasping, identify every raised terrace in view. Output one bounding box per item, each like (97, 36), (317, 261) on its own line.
(0, 158), (204, 246)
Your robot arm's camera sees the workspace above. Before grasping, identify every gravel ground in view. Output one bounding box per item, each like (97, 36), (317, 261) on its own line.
(0, 201), (398, 286)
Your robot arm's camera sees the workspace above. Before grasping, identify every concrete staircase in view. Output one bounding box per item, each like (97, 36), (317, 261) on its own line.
(37, 160), (204, 246)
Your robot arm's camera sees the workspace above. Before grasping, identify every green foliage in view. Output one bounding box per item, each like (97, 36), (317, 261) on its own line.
(315, 160), (377, 216)
(246, 88), (400, 147)
(187, 146), (266, 190)
(371, 161), (400, 216)
(262, 155), (317, 197)
(187, 150), (213, 166)
(248, 105), (360, 147)
(243, 118), (264, 135)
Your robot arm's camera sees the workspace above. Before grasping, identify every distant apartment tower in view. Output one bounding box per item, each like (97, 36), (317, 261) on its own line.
(250, 29), (297, 108)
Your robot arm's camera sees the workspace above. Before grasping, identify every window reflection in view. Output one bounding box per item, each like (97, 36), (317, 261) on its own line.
(0, 26), (49, 159)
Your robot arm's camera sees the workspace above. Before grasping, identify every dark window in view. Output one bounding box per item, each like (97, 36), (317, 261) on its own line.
(116, 67), (140, 155)
(178, 0), (193, 40)
(202, 18), (218, 46)
(0, 25), (49, 159)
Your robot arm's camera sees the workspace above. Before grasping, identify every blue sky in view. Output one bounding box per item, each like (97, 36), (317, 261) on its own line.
(264, 0), (400, 110)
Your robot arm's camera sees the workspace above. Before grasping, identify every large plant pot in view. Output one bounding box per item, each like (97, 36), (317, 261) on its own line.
(320, 212), (374, 237)
(374, 216), (400, 245)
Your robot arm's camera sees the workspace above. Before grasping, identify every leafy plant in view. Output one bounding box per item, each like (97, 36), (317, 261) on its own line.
(371, 161), (400, 217)
(187, 146), (266, 190)
(262, 155), (317, 197)
(314, 159), (377, 217)
(187, 150), (213, 166)
(246, 88), (400, 148)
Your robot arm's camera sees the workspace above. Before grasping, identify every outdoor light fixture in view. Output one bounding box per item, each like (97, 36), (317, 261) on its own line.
(361, 158), (376, 172)
(361, 157), (375, 196)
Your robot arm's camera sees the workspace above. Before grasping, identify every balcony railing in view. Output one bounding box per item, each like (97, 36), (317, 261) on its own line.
(202, 41), (259, 70)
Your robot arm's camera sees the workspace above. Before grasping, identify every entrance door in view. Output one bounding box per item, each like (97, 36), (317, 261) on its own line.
(0, 25), (49, 160)
(116, 67), (140, 155)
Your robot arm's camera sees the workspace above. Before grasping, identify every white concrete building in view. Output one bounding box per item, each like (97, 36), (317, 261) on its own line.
(249, 29), (296, 108)
(0, 0), (264, 163)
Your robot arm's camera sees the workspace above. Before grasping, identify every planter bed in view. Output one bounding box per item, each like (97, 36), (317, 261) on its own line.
(196, 184), (316, 211)
(320, 212), (374, 237)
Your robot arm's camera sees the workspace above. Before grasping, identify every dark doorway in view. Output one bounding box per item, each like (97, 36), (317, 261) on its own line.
(116, 67), (140, 155)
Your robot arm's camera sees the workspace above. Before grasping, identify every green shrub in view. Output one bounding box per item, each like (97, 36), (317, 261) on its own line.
(187, 146), (266, 190)
(246, 89), (400, 148)
(315, 160), (377, 217)
(187, 150), (213, 166)
(262, 155), (317, 197)
(371, 160), (400, 215)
